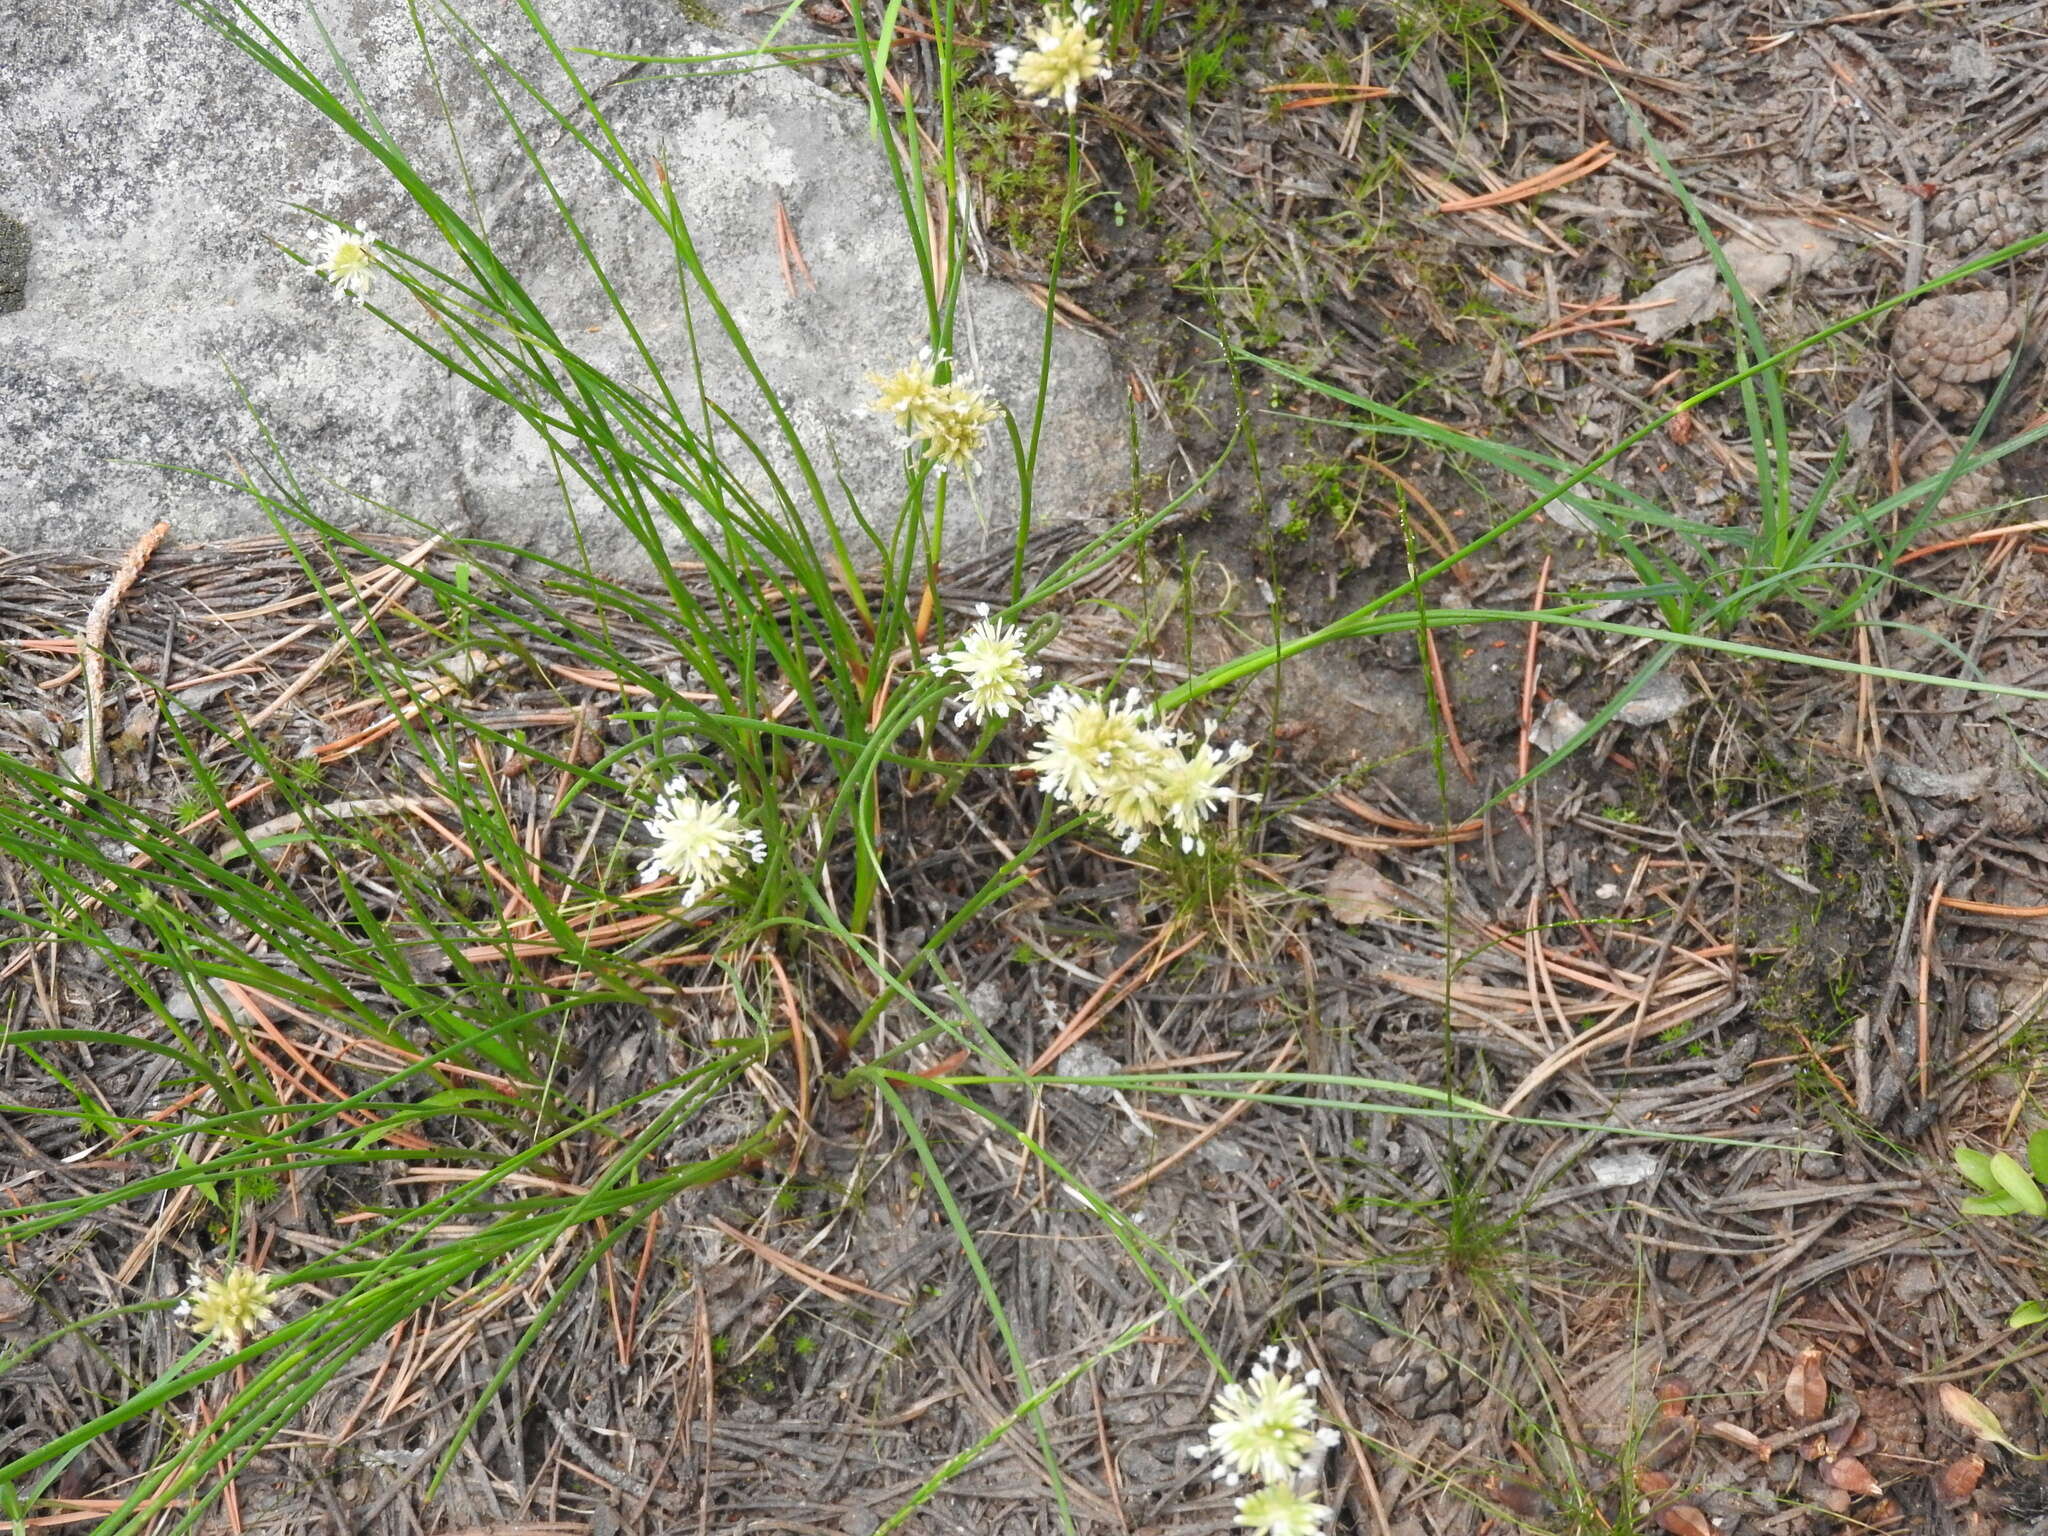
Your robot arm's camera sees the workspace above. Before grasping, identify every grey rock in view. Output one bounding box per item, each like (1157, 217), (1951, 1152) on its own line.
(1305, 1305), (1380, 1369)
(0, 1274), (33, 1329)
(1420, 1412), (1465, 1449)
(1894, 1260), (1941, 1306)
(1587, 1149), (1661, 1188)
(1197, 1136), (1254, 1175)
(1054, 1040), (1121, 1103)
(964, 979), (1011, 1032)
(1614, 669), (1693, 727)
(0, 0), (1129, 573)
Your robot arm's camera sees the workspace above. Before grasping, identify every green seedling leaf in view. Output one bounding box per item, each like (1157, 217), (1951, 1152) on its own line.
(1955, 1146), (2002, 1195)
(2028, 1129), (2048, 1185)
(1990, 1153), (2047, 1217)
(2010, 1300), (2048, 1328)
(1962, 1194), (2026, 1217)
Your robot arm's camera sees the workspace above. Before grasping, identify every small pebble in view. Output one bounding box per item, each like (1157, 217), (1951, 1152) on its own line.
(1894, 1261), (1940, 1306)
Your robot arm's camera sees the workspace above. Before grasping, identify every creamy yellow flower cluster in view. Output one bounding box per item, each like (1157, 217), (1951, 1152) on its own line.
(1189, 1346), (1341, 1536)
(931, 609), (1256, 855)
(869, 350), (1005, 475)
(308, 223), (379, 305)
(639, 778), (769, 906)
(178, 1264), (281, 1352)
(993, 3), (1113, 113)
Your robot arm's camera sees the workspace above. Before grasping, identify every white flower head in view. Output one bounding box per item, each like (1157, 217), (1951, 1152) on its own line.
(1234, 1485), (1333, 1536)
(1092, 725), (1186, 851)
(994, 3), (1112, 112)
(639, 776), (767, 905)
(309, 223), (380, 304)
(1155, 727), (1257, 852)
(182, 1264), (279, 1351)
(1206, 1359), (1327, 1487)
(1024, 687), (1164, 810)
(869, 347), (948, 428)
(912, 380), (1003, 475)
(935, 603), (1041, 727)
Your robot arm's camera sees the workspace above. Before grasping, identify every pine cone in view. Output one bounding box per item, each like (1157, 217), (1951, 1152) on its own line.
(1892, 291), (2018, 412)
(1360, 1307), (1487, 1418)
(1909, 440), (2005, 525)
(1930, 183), (2040, 264)
(1854, 1386), (1924, 1469)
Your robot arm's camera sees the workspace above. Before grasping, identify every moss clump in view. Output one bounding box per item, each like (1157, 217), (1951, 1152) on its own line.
(956, 82), (1087, 262)
(1747, 791), (1904, 1040)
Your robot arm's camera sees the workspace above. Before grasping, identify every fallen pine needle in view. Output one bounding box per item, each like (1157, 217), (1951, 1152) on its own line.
(1438, 143), (1616, 213)
(708, 1216), (907, 1307)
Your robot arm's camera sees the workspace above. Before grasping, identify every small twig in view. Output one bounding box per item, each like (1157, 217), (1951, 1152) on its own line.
(231, 796), (453, 851)
(1939, 894), (2048, 920)
(1513, 555), (1551, 820)
(1898, 516), (2048, 566)
(1028, 932), (1200, 1075)
(243, 536), (440, 730)
(1746, 0), (1975, 45)
(1623, 880), (1702, 1065)
(1302, 1336), (1392, 1536)
(545, 1408), (665, 1503)
(1490, 0), (1625, 69)
(1919, 869), (1945, 1101)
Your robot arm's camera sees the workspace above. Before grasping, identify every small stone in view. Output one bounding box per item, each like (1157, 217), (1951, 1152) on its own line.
(0, 0), (1131, 569)
(1614, 672), (1693, 728)
(1589, 1150), (1661, 1188)
(1054, 1041), (1121, 1104)
(1907, 440), (2005, 528)
(1197, 1137), (1254, 1175)
(1530, 696), (1591, 754)
(965, 981), (1009, 1030)
(1894, 1262), (1941, 1306)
